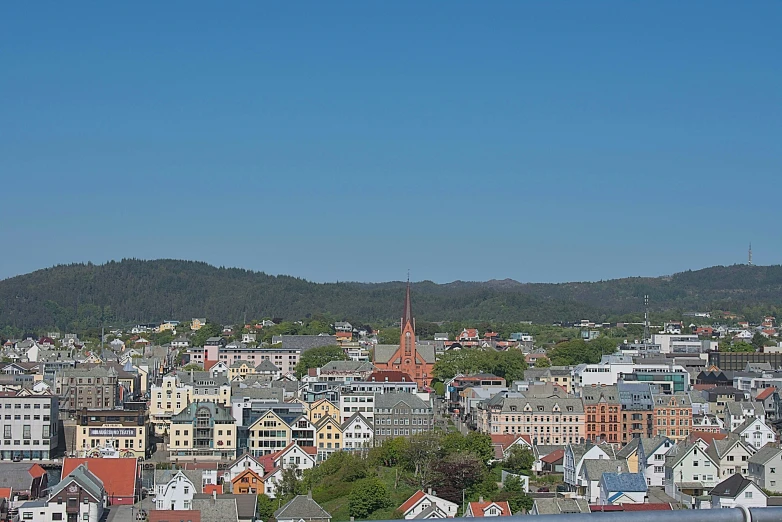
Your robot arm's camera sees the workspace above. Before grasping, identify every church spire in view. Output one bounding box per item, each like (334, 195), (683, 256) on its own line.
(402, 276), (413, 329)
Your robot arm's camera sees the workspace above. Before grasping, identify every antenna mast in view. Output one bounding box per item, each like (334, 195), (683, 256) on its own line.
(748, 243), (753, 266)
(643, 294), (650, 344)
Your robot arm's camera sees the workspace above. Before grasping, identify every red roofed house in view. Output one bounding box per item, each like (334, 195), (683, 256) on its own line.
(541, 449), (565, 473)
(231, 468), (264, 495)
(61, 457), (138, 505)
(489, 434), (532, 462)
(458, 329), (480, 342)
(465, 499), (512, 517)
(399, 489), (458, 519)
(756, 387), (776, 401)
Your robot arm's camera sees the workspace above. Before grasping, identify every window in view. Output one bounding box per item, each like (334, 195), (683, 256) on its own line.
(745, 492), (753, 499)
(772, 468), (776, 474)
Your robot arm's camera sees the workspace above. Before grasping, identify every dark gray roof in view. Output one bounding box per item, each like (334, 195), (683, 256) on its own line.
(171, 401), (234, 423)
(711, 474), (758, 498)
(320, 361), (374, 373)
(256, 360), (280, 372)
(748, 445), (782, 465)
(274, 494), (331, 520)
(272, 335), (338, 352)
(582, 459), (628, 481)
(375, 392), (431, 410)
(533, 498), (589, 515)
(192, 496), (239, 522)
(0, 463), (44, 491)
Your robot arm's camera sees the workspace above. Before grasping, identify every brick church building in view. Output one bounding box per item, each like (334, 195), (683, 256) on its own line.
(373, 282), (436, 389)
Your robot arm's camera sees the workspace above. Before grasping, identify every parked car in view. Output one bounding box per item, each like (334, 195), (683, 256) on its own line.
(537, 487), (550, 492)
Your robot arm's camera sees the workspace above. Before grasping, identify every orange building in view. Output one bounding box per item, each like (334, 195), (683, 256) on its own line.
(373, 282), (435, 389)
(583, 385), (620, 444)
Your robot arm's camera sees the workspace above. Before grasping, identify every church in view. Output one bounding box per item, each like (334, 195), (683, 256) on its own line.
(373, 282), (436, 389)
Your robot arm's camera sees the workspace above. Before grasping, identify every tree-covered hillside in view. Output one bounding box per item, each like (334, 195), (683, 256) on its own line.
(1, 259), (782, 331)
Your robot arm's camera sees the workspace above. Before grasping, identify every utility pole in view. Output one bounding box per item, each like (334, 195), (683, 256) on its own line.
(748, 243), (753, 266)
(643, 295), (650, 344)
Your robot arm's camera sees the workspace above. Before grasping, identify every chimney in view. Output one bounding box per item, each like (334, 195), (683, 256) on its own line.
(212, 490), (217, 503)
(428, 488), (432, 495)
(616, 465), (621, 474)
(479, 496), (484, 503)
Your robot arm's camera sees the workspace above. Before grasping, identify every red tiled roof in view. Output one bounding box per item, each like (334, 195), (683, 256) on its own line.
(756, 387), (776, 400)
(0, 488), (11, 499)
(467, 501), (511, 517)
(28, 464), (47, 479)
(490, 434), (531, 450)
(399, 490), (427, 513)
(149, 510), (202, 522)
(203, 484), (221, 495)
(541, 449), (565, 464)
(62, 458), (138, 500)
(336, 332), (352, 338)
(203, 360), (218, 371)
(688, 432), (728, 445)
(368, 371), (414, 383)
(301, 446), (317, 456)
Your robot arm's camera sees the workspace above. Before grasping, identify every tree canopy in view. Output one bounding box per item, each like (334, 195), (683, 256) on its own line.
(433, 349), (527, 382)
(294, 345), (348, 378)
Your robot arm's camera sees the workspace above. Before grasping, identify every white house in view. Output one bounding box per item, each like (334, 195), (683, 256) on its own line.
(733, 417), (776, 450)
(342, 412), (374, 451)
(748, 446), (782, 493)
(564, 443), (613, 494)
(221, 453), (268, 485)
(399, 490), (458, 519)
(710, 474), (767, 509)
(705, 436), (754, 478)
(726, 401), (765, 432)
(664, 442), (719, 501)
(580, 460), (628, 502)
(154, 470), (196, 511)
(616, 435), (674, 487)
(464, 499), (511, 517)
(275, 442), (317, 473)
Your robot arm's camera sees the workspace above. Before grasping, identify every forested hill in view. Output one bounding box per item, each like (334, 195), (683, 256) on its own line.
(2, 259), (782, 331)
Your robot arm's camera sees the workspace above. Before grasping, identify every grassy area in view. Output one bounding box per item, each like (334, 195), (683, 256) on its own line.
(318, 466), (418, 522)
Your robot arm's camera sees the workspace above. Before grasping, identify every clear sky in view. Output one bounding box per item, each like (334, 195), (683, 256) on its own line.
(2, 2), (780, 284)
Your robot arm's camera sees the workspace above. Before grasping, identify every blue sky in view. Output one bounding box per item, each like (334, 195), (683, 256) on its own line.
(1, 2), (780, 284)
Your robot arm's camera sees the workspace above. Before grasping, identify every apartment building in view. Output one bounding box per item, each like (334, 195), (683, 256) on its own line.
(618, 382), (655, 443)
(169, 402), (236, 460)
(652, 391), (692, 442)
(485, 397), (585, 446)
(373, 393), (434, 442)
(188, 345), (301, 375)
(0, 391), (59, 460)
(58, 367), (118, 412)
(73, 408), (149, 459)
(582, 385), (620, 444)
(150, 372), (230, 435)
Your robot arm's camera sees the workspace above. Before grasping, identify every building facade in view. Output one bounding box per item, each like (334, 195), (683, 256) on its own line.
(169, 402), (237, 460)
(74, 408), (149, 458)
(0, 391), (59, 460)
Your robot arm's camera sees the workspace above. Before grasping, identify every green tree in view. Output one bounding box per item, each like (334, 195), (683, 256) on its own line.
(465, 432), (494, 464)
(348, 477), (391, 519)
(191, 322), (223, 347)
(494, 475), (533, 514)
(276, 466), (305, 501)
(256, 494), (276, 521)
(377, 327), (400, 345)
(504, 445), (534, 474)
(294, 345), (348, 378)
(368, 437), (409, 467)
(720, 341), (756, 353)
(404, 431), (442, 488)
(534, 357), (551, 368)
(432, 453), (485, 505)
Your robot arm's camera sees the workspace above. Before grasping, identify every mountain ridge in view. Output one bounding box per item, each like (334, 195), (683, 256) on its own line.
(1, 259), (781, 331)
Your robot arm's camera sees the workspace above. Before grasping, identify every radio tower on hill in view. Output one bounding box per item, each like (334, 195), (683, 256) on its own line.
(748, 243), (753, 266)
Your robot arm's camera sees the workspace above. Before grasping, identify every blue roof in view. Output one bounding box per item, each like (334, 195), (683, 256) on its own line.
(600, 472), (648, 493)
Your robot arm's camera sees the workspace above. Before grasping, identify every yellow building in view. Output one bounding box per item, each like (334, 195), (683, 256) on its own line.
(150, 375), (193, 435)
(229, 361), (256, 381)
(307, 399), (339, 424)
(74, 409), (149, 459)
(191, 318), (207, 331)
(248, 410), (292, 457)
(169, 402), (236, 460)
(314, 415), (343, 462)
(156, 321), (178, 333)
